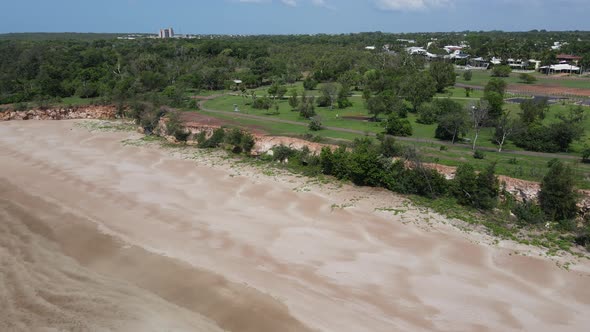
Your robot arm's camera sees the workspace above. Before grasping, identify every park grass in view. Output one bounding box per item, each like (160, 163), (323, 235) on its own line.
(456, 69), (590, 89)
(202, 89), (590, 188)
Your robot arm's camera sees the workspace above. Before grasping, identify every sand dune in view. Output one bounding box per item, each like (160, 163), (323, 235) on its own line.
(1, 120), (589, 332)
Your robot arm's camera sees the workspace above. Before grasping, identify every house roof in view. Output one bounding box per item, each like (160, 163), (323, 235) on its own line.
(540, 64), (580, 71)
(556, 54), (582, 60)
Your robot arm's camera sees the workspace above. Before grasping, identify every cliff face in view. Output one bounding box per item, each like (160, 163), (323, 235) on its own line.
(0, 106), (117, 121)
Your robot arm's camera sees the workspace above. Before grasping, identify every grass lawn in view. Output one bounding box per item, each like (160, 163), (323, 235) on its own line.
(456, 69), (590, 89)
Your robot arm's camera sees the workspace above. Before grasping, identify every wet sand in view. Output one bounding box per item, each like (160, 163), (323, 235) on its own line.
(1, 120), (589, 332)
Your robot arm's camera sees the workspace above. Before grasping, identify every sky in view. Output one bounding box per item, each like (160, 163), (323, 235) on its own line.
(1, 0), (589, 34)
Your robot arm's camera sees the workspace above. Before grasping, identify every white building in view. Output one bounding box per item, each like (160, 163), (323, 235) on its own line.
(159, 28), (174, 39)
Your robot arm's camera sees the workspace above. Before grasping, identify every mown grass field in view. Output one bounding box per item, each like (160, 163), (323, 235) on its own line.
(456, 69), (590, 89)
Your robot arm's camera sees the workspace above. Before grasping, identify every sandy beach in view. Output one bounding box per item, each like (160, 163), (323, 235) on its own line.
(1, 119), (590, 332)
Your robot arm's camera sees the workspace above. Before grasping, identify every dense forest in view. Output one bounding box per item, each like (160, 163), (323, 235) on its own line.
(2, 31), (590, 105)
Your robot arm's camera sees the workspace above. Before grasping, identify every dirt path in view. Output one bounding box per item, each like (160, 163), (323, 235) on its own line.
(1, 120), (590, 332)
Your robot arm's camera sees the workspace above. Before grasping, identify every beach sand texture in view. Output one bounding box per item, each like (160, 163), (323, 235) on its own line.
(1, 120), (589, 332)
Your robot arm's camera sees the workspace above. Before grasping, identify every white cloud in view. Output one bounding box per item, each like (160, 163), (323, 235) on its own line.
(375, 0), (453, 11)
(236, 0), (332, 8)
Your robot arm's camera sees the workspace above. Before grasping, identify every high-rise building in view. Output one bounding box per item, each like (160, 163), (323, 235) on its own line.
(159, 28), (174, 39)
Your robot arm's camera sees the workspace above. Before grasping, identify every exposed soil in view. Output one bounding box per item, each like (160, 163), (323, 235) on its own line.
(507, 84), (590, 97)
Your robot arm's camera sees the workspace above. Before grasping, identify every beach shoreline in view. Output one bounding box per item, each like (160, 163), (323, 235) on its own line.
(1, 119), (589, 332)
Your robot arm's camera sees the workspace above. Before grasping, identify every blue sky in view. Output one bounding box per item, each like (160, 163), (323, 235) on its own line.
(1, 0), (589, 34)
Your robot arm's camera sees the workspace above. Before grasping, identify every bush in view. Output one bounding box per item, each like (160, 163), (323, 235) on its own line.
(384, 113), (412, 136)
(416, 102), (439, 125)
(519, 73), (537, 84)
(309, 117), (323, 131)
(513, 200), (545, 225)
(491, 65), (512, 77)
(303, 77), (318, 90)
(252, 96), (273, 110)
(272, 145), (297, 162)
(316, 94), (331, 107)
(223, 128), (256, 154)
(582, 145), (590, 163)
(174, 129), (191, 142)
(463, 70), (472, 81)
(452, 163), (499, 210)
(199, 127), (226, 148)
(379, 135), (403, 158)
(452, 164), (478, 206)
(473, 150), (485, 159)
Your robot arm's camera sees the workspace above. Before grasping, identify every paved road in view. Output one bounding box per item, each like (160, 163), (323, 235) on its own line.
(197, 95), (580, 160)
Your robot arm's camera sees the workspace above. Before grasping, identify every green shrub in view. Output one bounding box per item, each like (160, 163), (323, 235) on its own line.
(463, 70), (472, 81)
(252, 96), (273, 110)
(491, 65), (512, 77)
(272, 144), (297, 162)
(384, 113), (412, 136)
(582, 145), (590, 163)
(174, 129), (191, 142)
(473, 150), (485, 159)
(513, 200), (545, 225)
(539, 160), (578, 221)
(519, 73), (537, 84)
(303, 77), (318, 90)
(199, 127), (226, 148)
(309, 117), (323, 131)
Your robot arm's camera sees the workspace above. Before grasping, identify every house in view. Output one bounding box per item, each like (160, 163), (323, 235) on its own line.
(490, 57), (502, 65)
(556, 54), (582, 65)
(507, 59), (529, 70)
(468, 57), (489, 69)
(539, 63), (580, 74)
(406, 47), (427, 55)
(365, 46), (376, 50)
(443, 45), (463, 53)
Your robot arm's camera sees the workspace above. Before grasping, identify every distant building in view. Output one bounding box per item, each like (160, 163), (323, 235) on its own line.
(159, 28), (174, 39)
(556, 54), (582, 65)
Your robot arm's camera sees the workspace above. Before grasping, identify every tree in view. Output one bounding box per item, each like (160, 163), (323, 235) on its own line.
(483, 78), (507, 119)
(337, 84), (352, 109)
(402, 71), (436, 112)
(268, 82), (287, 100)
(384, 113), (412, 137)
(429, 61), (456, 93)
(484, 78), (507, 96)
(452, 164), (478, 206)
(493, 111), (519, 152)
(435, 107), (468, 143)
(309, 117), (323, 131)
(539, 160), (578, 221)
(473, 163), (500, 210)
(366, 94), (387, 121)
(303, 77), (318, 90)
(288, 89), (299, 110)
(491, 65), (512, 77)
(318, 83), (338, 109)
(463, 70), (473, 81)
(520, 97), (549, 125)
(298, 93), (316, 118)
(416, 102), (439, 125)
(469, 100), (489, 151)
